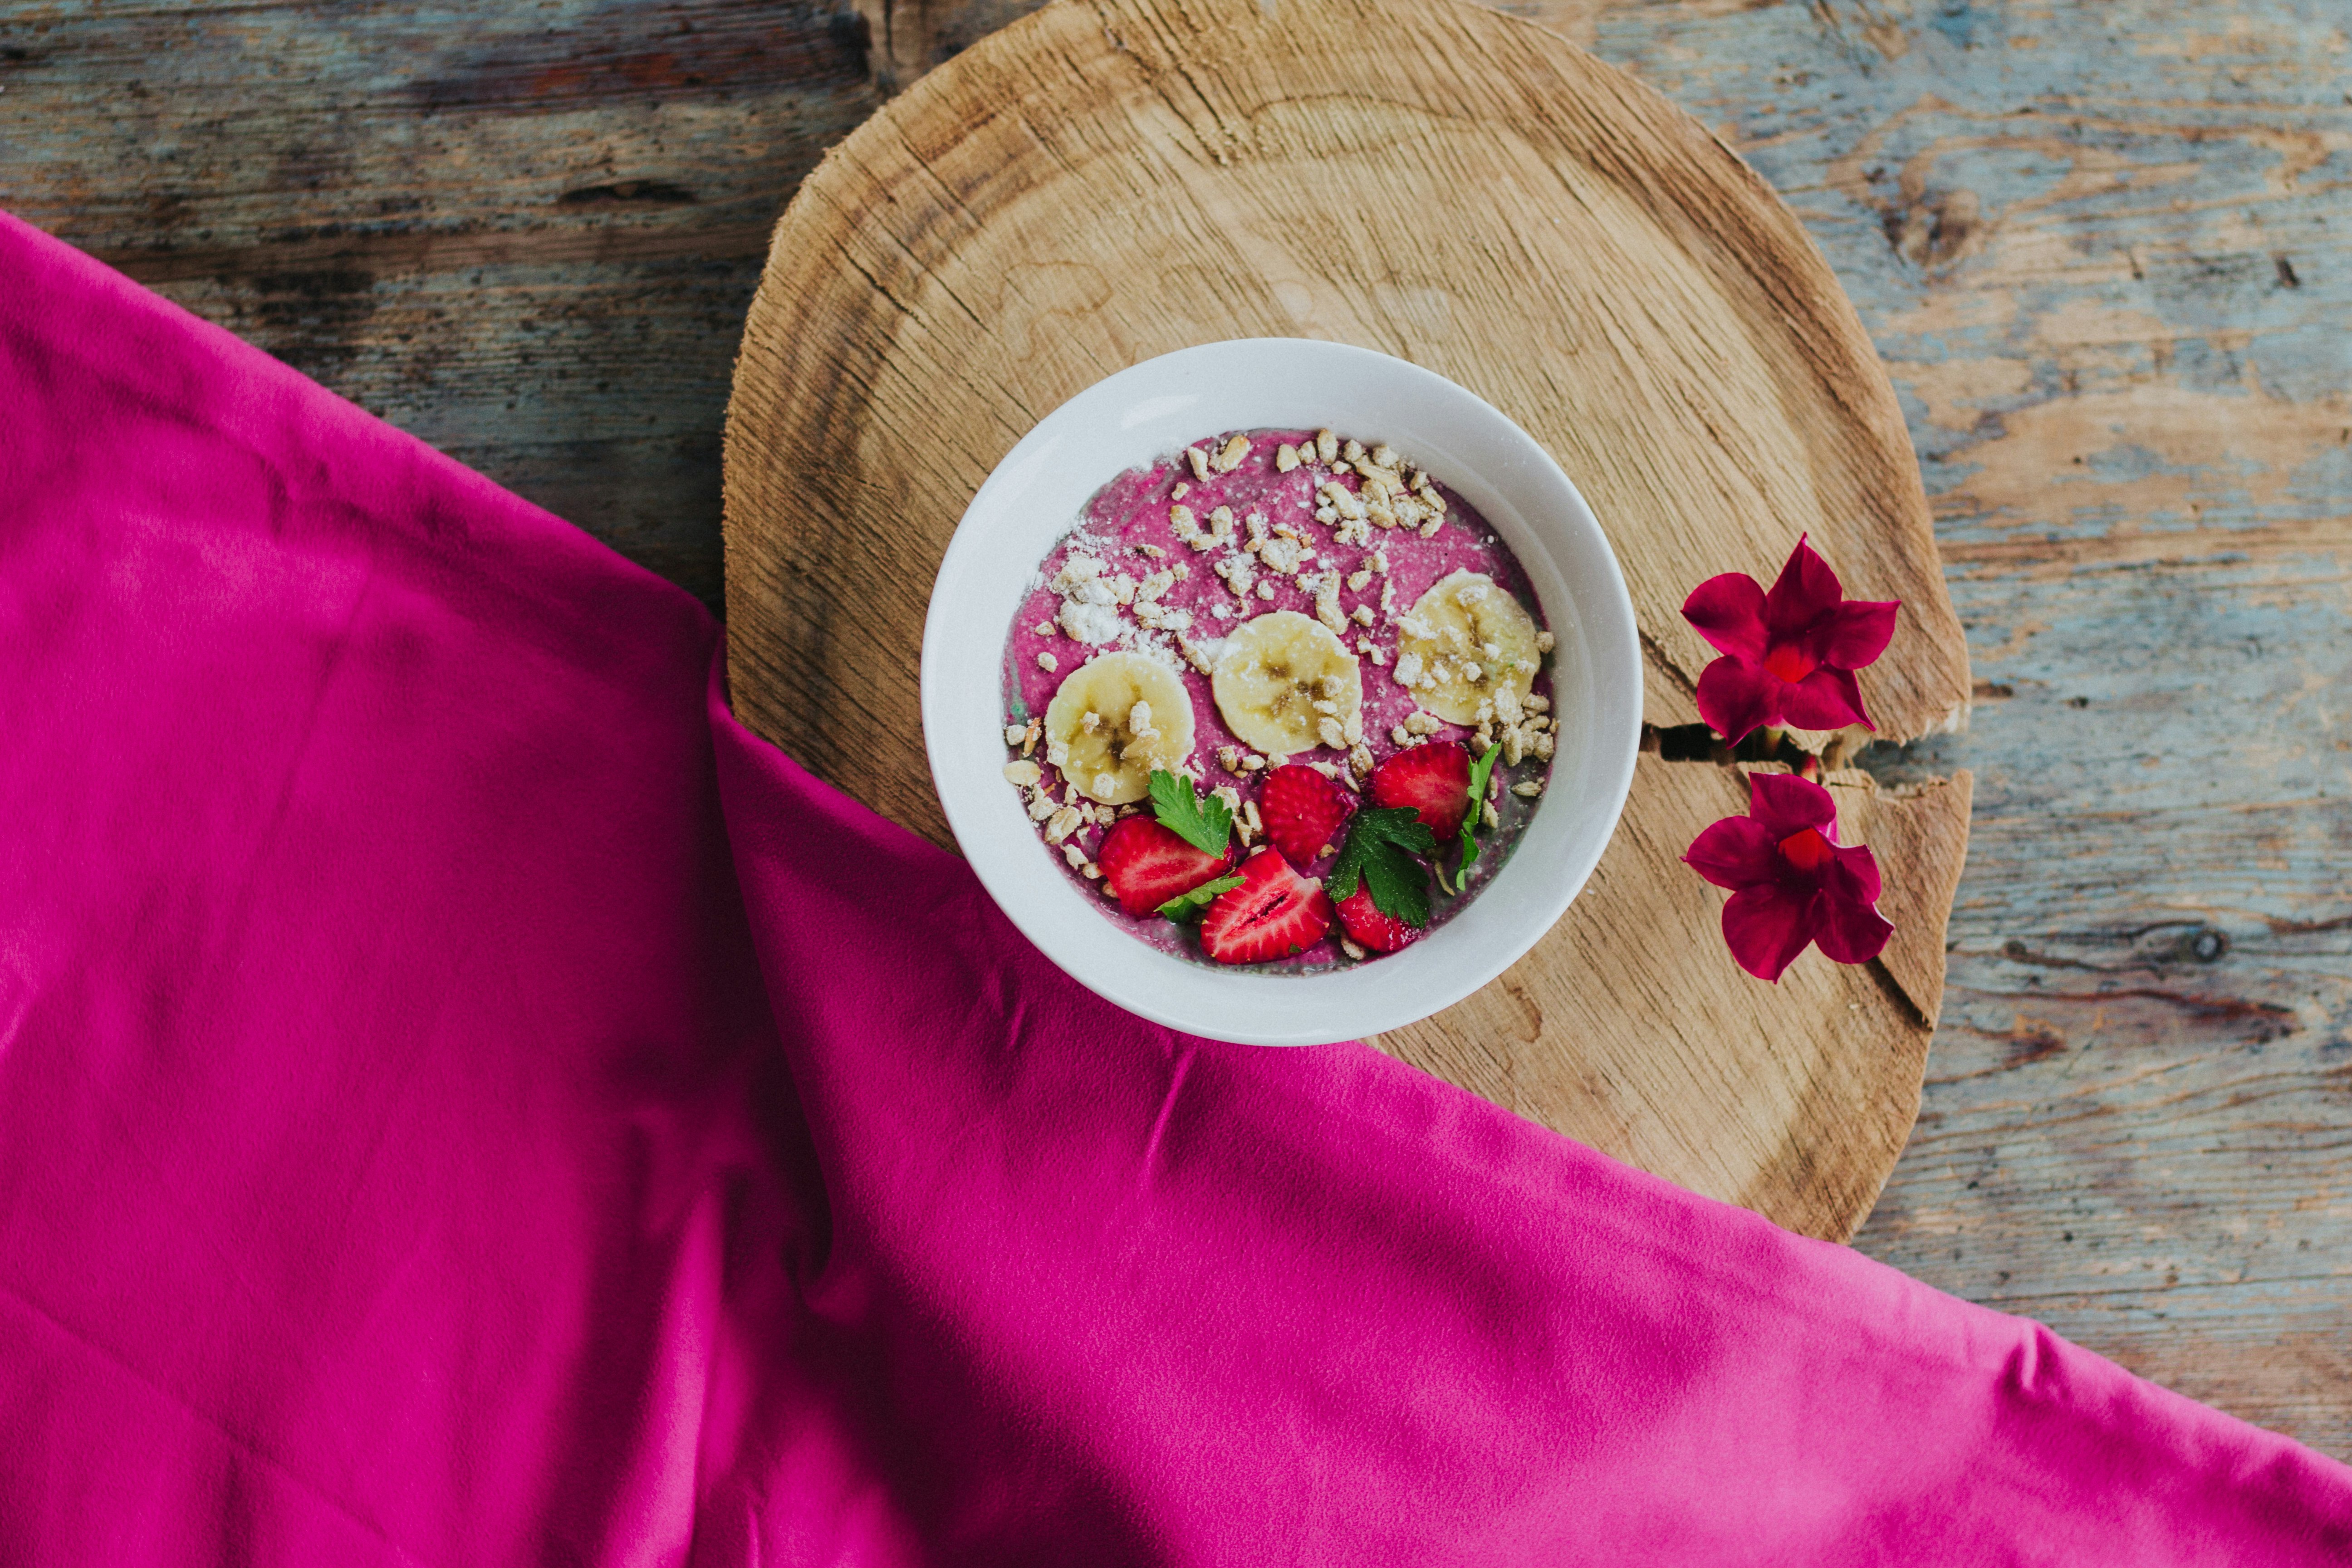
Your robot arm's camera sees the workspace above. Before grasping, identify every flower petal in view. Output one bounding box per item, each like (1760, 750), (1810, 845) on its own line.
(1821, 598), (1899, 671)
(1748, 770), (1836, 839)
(1695, 654), (1778, 745)
(1684, 816), (1779, 890)
(1779, 666), (1872, 732)
(1816, 891), (1894, 965)
(1682, 573), (1769, 661)
(1828, 842), (1883, 904)
(1817, 843), (1891, 964)
(1722, 883), (1823, 982)
(1763, 534), (1844, 641)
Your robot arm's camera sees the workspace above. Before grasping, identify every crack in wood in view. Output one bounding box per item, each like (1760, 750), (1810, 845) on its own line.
(723, 0), (1970, 1247)
(86, 220), (780, 285)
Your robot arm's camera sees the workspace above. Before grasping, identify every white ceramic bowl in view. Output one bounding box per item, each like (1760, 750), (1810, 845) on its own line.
(921, 339), (1640, 1046)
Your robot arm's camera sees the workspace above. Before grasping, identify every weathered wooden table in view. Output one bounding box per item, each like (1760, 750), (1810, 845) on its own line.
(9, 0), (2347, 1455)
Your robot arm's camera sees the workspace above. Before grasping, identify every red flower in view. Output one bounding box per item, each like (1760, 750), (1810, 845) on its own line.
(1682, 535), (1898, 745)
(1684, 772), (1893, 983)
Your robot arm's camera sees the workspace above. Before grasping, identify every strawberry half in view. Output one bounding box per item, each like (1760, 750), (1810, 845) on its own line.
(1259, 764), (1355, 866)
(1199, 849), (1333, 964)
(1368, 741), (1473, 839)
(1336, 883), (1422, 954)
(1096, 816), (1236, 916)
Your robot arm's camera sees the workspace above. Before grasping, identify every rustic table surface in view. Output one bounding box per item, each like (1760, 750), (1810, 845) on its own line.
(8, 0), (2347, 1456)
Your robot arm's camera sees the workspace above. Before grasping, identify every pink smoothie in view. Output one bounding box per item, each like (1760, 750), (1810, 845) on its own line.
(1002, 429), (1557, 970)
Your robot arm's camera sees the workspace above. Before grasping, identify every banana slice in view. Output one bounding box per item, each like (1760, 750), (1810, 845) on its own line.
(1210, 610), (1363, 757)
(1041, 650), (1196, 804)
(1394, 570), (1541, 726)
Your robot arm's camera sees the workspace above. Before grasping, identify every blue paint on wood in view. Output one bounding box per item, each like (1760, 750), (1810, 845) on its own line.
(1566, 0), (2352, 1451)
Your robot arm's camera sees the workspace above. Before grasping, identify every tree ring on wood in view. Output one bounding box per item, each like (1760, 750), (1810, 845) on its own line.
(721, 0), (1973, 1241)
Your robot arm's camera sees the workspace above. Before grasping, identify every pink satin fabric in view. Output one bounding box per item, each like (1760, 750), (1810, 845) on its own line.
(2, 209), (2346, 1564)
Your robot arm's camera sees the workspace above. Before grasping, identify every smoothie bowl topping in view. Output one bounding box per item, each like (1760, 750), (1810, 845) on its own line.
(1001, 428), (1560, 970)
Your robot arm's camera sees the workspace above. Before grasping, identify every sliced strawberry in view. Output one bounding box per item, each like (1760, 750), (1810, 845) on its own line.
(1199, 849), (1333, 964)
(1096, 817), (1236, 916)
(1336, 883), (1422, 954)
(1368, 741), (1473, 839)
(1259, 764), (1354, 866)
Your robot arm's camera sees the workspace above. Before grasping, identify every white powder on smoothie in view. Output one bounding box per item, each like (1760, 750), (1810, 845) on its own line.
(1057, 598), (1125, 644)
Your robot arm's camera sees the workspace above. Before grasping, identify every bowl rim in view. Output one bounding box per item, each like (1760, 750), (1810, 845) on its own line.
(921, 338), (1642, 1046)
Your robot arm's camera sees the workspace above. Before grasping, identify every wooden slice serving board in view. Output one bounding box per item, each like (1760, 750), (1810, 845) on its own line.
(721, 0), (1974, 1242)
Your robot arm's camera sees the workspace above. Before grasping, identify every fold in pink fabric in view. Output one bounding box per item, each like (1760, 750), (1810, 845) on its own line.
(2, 209), (2347, 1566)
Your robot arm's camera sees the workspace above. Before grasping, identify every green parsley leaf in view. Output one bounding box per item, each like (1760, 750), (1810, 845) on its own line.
(1156, 872), (1243, 922)
(1442, 742), (1505, 894)
(1328, 805), (1436, 926)
(1327, 806), (1425, 900)
(1148, 769), (1231, 856)
(1359, 838), (1432, 926)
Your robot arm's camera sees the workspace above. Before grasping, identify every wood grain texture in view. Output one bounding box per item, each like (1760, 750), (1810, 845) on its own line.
(0, 0), (880, 608)
(1544, 0), (2352, 1456)
(11, 0), (2344, 1456)
(1382, 762), (1968, 1229)
(721, 0), (1973, 1242)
